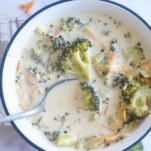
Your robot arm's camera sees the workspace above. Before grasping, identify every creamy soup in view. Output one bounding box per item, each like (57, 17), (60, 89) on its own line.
(15, 13), (151, 150)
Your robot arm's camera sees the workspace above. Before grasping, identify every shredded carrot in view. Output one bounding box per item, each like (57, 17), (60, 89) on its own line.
(140, 62), (151, 77)
(118, 110), (127, 121)
(101, 124), (113, 131)
(103, 105), (109, 116)
(140, 62), (151, 71)
(117, 103), (127, 121)
(20, 1), (34, 15)
(107, 51), (114, 60)
(82, 28), (96, 40)
(25, 71), (37, 87)
(148, 77), (151, 82)
(100, 42), (109, 50)
(148, 77), (151, 85)
(16, 61), (20, 72)
(120, 66), (129, 74)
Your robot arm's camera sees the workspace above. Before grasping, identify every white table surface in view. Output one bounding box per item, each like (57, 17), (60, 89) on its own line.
(0, 0), (151, 150)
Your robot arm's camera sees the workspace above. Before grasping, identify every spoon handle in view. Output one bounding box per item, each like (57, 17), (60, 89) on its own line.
(0, 103), (43, 124)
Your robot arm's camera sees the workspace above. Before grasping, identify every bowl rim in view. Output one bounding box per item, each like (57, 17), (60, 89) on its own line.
(0, 0), (150, 151)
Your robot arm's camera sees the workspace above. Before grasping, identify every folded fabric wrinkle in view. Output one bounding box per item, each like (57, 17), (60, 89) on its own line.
(0, 17), (26, 126)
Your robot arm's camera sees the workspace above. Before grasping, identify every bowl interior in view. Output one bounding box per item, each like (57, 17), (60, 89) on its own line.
(1, 0), (151, 151)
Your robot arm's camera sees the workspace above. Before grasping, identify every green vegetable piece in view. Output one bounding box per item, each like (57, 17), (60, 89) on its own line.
(110, 39), (120, 52)
(122, 77), (140, 103)
(124, 32), (131, 39)
(80, 82), (101, 111)
(57, 39), (92, 81)
(92, 52), (110, 77)
(61, 17), (84, 31)
(44, 131), (60, 141)
(89, 113), (99, 121)
(123, 46), (145, 67)
(55, 134), (76, 147)
(35, 27), (44, 35)
(129, 142), (143, 151)
(128, 87), (151, 119)
(74, 140), (82, 149)
(101, 30), (110, 36)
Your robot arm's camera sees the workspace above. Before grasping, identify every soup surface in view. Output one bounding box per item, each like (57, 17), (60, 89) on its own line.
(15, 13), (151, 150)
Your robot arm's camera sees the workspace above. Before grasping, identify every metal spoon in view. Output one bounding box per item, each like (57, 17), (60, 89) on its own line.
(0, 78), (78, 124)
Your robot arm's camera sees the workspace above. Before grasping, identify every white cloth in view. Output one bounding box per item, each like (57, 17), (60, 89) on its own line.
(0, 18), (26, 126)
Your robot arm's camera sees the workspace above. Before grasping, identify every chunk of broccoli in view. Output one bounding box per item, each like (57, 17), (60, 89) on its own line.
(80, 82), (101, 111)
(113, 73), (151, 121)
(57, 39), (92, 81)
(61, 17), (85, 31)
(133, 73), (151, 87)
(113, 73), (140, 103)
(121, 77), (140, 103)
(55, 134), (76, 147)
(92, 53), (110, 77)
(44, 131), (60, 141)
(121, 73), (151, 104)
(123, 45), (145, 67)
(127, 87), (151, 119)
(113, 73), (128, 87)
(52, 35), (71, 51)
(35, 27), (44, 35)
(110, 39), (120, 52)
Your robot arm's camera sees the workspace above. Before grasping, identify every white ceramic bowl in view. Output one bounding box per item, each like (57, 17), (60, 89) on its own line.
(1, 0), (151, 151)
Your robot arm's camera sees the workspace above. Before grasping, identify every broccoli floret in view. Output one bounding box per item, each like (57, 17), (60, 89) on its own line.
(44, 131), (60, 141)
(113, 73), (151, 120)
(121, 77), (140, 103)
(133, 73), (151, 87)
(110, 39), (120, 52)
(120, 73), (151, 103)
(127, 87), (151, 119)
(35, 27), (44, 35)
(92, 53), (110, 77)
(61, 17), (85, 31)
(57, 39), (92, 81)
(123, 45), (145, 67)
(113, 74), (140, 103)
(80, 82), (101, 111)
(52, 35), (71, 51)
(113, 73), (127, 87)
(55, 134), (76, 147)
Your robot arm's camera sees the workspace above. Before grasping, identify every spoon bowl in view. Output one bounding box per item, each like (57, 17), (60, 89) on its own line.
(0, 78), (78, 124)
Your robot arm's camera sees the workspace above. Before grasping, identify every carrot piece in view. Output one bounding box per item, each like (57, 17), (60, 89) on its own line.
(20, 1), (34, 15)
(82, 28), (96, 40)
(118, 110), (126, 121)
(16, 61), (20, 72)
(103, 105), (109, 116)
(101, 124), (113, 131)
(107, 51), (114, 60)
(140, 62), (151, 77)
(119, 66), (129, 74)
(117, 103), (127, 121)
(148, 77), (151, 82)
(25, 71), (37, 87)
